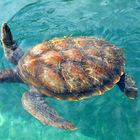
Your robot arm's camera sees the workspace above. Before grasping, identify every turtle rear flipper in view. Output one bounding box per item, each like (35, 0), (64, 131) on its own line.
(117, 73), (138, 99)
(22, 88), (76, 130)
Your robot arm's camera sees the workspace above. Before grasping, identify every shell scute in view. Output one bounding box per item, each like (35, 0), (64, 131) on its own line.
(72, 37), (88, 48)
(39, 50), (62, 65)
(21, 55), (38, 77)
(49, 38), (68, 51)
(30, 43), (50, 56)
(62, 49), (82, 62)
(61, 61), (92, 93)
(38, 66), (66, 93)
(82, 59), (112, 94)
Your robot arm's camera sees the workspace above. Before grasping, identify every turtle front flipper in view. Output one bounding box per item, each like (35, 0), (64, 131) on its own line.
(1, 23), (24, 64)
(0, 68), (23, 83)
(22, 88), (76, 130)
(117, 73), (138, 99)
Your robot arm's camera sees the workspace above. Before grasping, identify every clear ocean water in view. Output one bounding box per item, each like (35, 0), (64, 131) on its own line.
(0, 0), (140, 140)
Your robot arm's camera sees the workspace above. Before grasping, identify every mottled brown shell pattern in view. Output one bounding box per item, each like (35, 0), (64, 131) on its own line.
(18, 36), (125, 100)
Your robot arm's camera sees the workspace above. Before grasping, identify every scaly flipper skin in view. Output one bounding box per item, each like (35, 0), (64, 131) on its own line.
(22, 88), (76, 130)
(117, 73), (138, 99)
(0, 68), (23, 83)
(1, 23), (24, 64)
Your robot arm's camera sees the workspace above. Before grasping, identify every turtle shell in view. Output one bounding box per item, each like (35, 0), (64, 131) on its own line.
(18, 36), (125, 100)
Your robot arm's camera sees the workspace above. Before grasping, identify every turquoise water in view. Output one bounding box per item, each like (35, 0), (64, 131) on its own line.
(0, 0), (140, 140)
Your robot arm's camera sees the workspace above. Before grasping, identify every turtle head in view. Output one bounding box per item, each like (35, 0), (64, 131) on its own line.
(117, 73), (138, 99)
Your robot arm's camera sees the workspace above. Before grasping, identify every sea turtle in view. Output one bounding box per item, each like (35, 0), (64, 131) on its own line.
(0, 23), (138, 130)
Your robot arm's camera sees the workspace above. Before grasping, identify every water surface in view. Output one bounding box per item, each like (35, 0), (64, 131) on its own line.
(0, 0), (140, 140)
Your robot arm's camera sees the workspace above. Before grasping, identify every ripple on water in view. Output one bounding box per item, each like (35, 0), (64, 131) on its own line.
(0, 0), (140, 140)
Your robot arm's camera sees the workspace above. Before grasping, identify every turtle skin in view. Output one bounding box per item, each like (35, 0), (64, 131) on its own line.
(18, 36), (125, 100)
